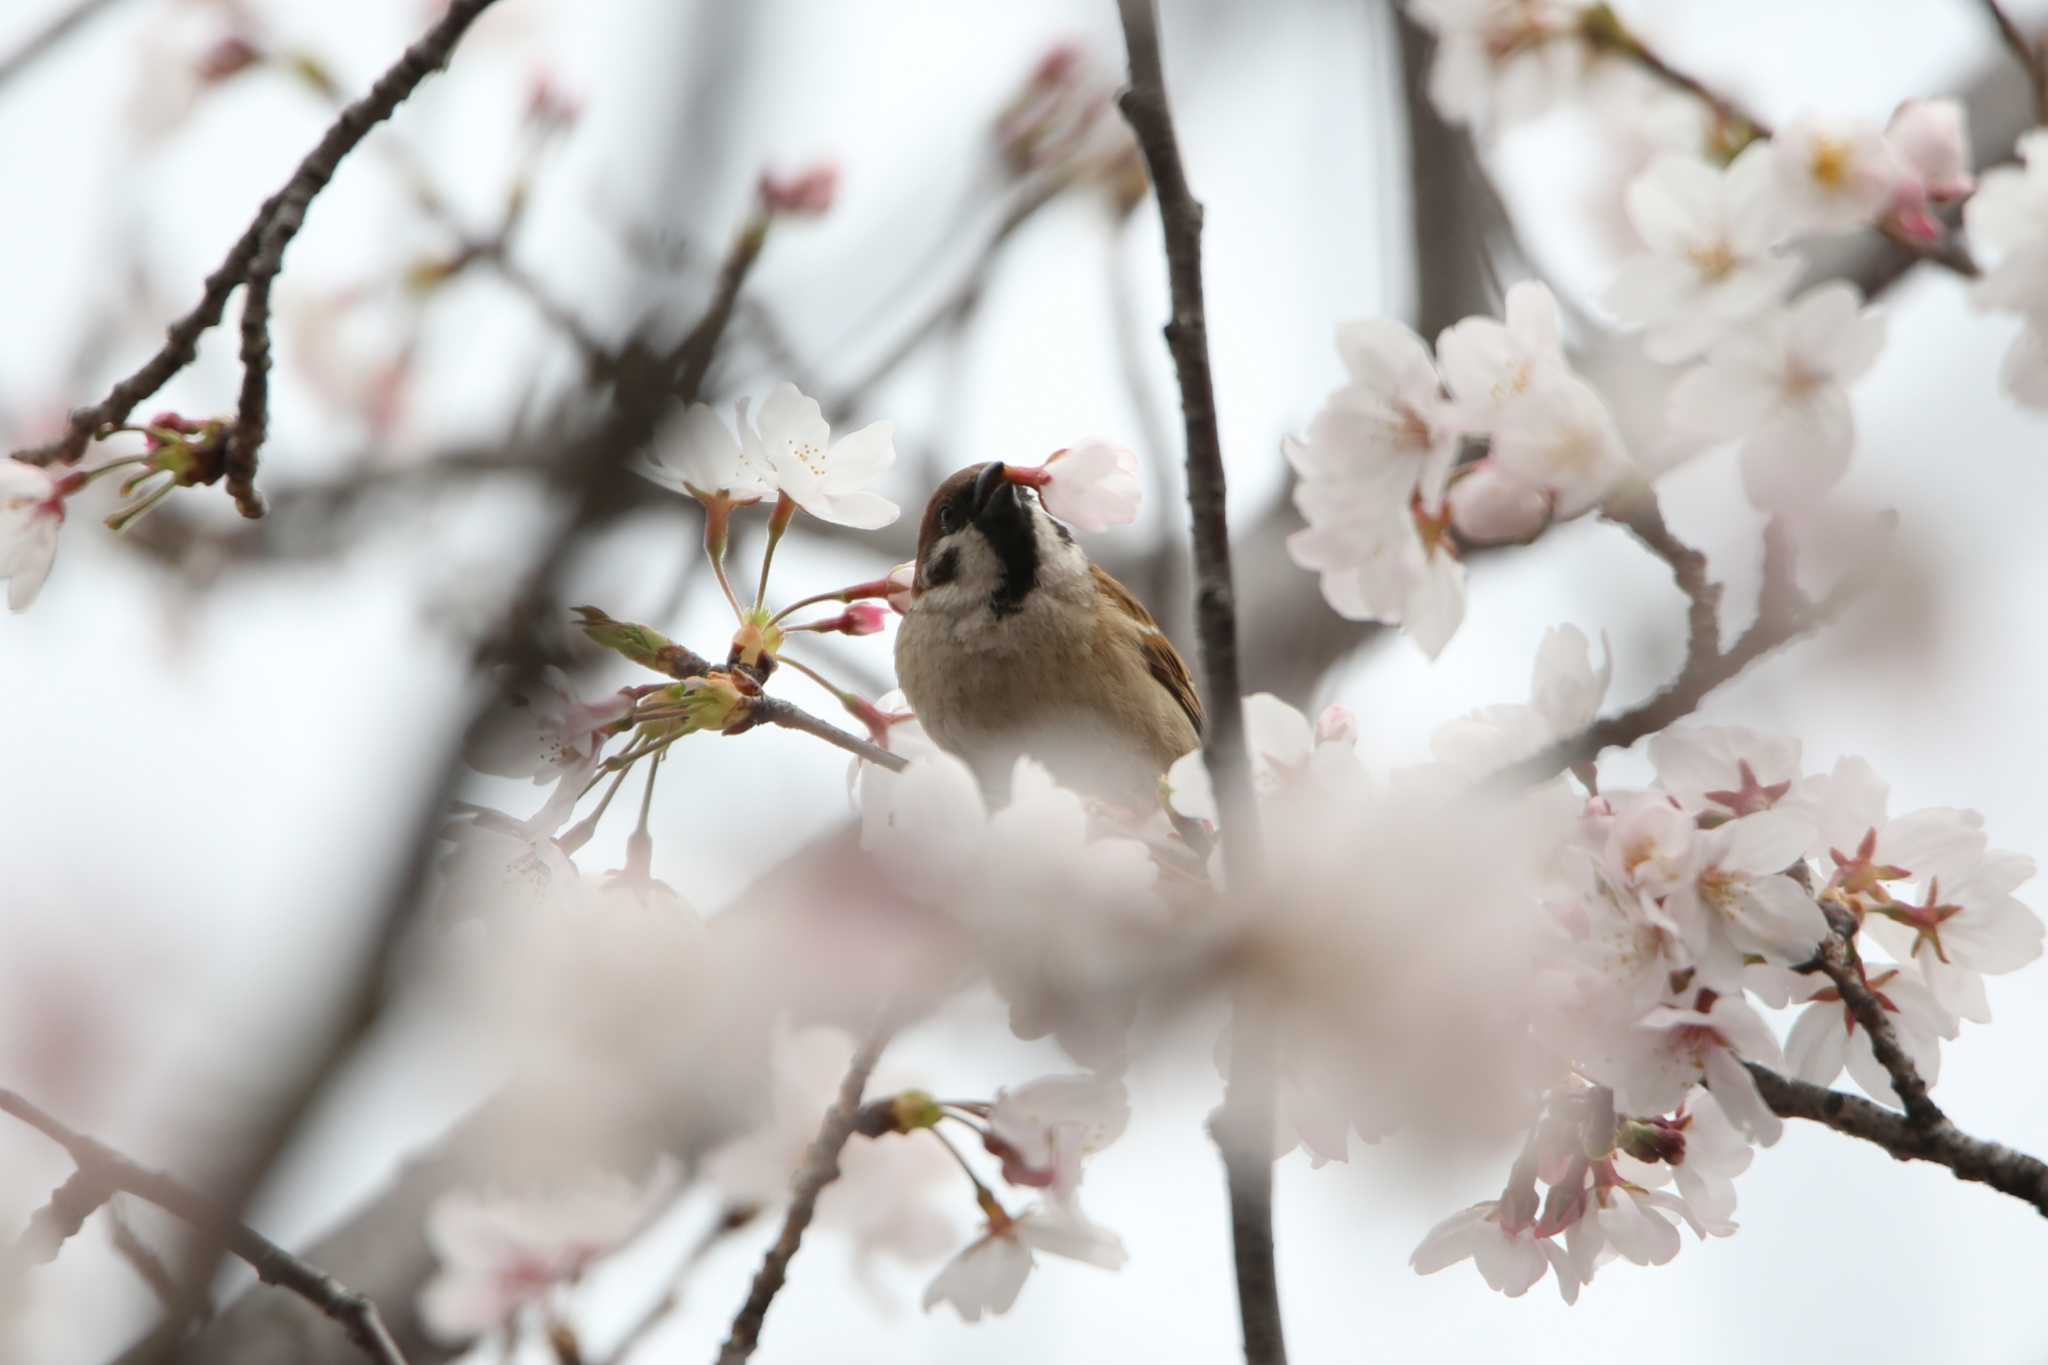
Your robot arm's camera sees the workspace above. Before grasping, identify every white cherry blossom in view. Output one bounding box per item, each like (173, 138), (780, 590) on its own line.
(1668, 282), (1886, 510)
(987, 1073), (1131, 1190)
(1767, 115), (1900, 233)
(1437, 280), (1572, 429)
(1783, 964), (1953, 1108)
(1406, 0), (1592, 130)
(742, 382), (900, 528)
(464, 666), (630, 784)
(0, 459), (69, 611)
(1964, 130), (2048, 407)
(1608, 146), (1800, 362)
(1293, 317), (1461, 507)
(922, 1199), (1126, 1321)
(418, 1159), (678, 1340)
(1028, 440), (1140, 532)
(1410, 1199), (1549, 1297)
(1488, 375), (1633, 517)
(1447, 459), (1551, 544)
(1286, 496), (1466, 658)
(637, 400), (774, 502)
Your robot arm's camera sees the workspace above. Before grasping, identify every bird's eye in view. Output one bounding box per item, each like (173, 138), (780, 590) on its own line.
(937, 504), (962, 535)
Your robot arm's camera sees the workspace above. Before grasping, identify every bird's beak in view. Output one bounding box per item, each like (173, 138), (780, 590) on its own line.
(971, 461), (1021, 526)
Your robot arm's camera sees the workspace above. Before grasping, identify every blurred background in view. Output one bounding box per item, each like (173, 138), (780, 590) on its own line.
(5, 0), (2048, 1360)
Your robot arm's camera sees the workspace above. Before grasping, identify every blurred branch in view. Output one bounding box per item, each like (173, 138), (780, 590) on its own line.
(1978, 0), (2048, 125)
(824, 170), (1072, 426)
(1745, 1064), (2048, 1217)
(12, 0), (505, 473)
(602, 1204), (760, 1365)
(0, 1089), (410, 1365)
(1498, 509), (1863, 785)
(1116, 6), (1286, 1365)
(713, 1027), (892, 1365)
(1392, 10), (1506, 337)
(0, 0), (130, 96)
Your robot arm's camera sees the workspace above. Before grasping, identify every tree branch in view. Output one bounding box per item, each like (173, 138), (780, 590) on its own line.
(1810, 919), (1944, 1128)
(1746, 1064), (2048, 1216)
(1497, 510), (1860, 785)
(0, 1088), (410, 1365)
(1115, 4), (1285, 1363)
(1978, 0), (2048, 125)
(0, 0), (130, 97)
(12, 0), (505, 471)
(713, 1027), (891, 1365)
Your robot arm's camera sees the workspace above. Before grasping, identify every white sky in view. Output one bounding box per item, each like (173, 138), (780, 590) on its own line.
(5, 0), (2048, 1360)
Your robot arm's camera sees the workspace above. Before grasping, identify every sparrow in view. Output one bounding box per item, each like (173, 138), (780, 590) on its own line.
(894, 460), (1202, 808)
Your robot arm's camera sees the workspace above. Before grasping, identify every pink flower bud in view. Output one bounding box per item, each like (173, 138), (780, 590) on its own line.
(1314, 705), (1357, 748)
(1030, 42), (1084, 90)
(758, 162), (839, 218)
(1886, 98), (1973, 203)
(1448, 461), (1551, 545)
(841, 603), (889, 636)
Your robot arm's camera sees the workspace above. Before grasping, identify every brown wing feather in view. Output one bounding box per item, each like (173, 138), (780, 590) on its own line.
(1091, 563), (1203, 737)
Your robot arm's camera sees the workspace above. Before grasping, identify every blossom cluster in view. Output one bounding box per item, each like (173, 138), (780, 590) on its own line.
(1284, 281), (1630, 656)
(1414, 717), (2042, 1301)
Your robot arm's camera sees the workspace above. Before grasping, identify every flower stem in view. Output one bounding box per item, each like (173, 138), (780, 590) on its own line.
(559, 763), (633, 853)
(753, 492), (797, 612)
(703, 496), (744, 621)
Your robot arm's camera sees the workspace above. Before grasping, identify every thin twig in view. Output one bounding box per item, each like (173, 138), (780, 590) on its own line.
(745, 694), (907, 771)
(1498, 511), (1860, 785)
(1746, 1064), (2048, 1216)
(603, 1204), (760, 1365)
(1115, 4), (1285, 1363)
(713, 1027), (892, 1365)
(107, 1200), (190, 1315)
(0, 0), (130, 96)
(0, 1088), (410, 1365)
(13, 0), (504, 471)
(1978, 0), (2048, 125)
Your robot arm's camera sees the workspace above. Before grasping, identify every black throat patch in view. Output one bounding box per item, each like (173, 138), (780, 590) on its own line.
(981, 498), (1039, 618)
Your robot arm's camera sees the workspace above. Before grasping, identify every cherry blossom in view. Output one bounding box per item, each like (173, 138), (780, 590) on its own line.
(1411, 1199), (1550, 1297)
(1766, 115), (1900, 233)
(1436, 280), (1572, 430)
(922, 1199), (1126, 1321)
(463, 666), (630, 784)
(1487, 375), (1633, 516)
(1166, 692), (1365, 825)
(1667, 282), (1886, 510)
(986, 1074), (1131, 1189)
(1783, 964), (1953, 1108)
(1608, 146), (1800, 362)
(437, 804), (582, 919)
(1647, 725), (1802, 817)
(1964, 130), (2048, 407)
(1293, 317), (1461, 506)
(418, 1159), (678, 1340)
(1405, 0), (1592, 130)
(1286, 497), (1466, 658)
(0, 459), (71, 611)
(637, 400), (774, 503)
(743, 382), (900, 528)
(1447, 459), (1551, 544)
(1613, 1087), (1754, 1237)
(1664, 809), (1827, 984)
(1009, 440), (1141, 532)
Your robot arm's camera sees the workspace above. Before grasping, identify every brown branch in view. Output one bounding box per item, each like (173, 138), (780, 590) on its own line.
(0, 0), (130, 96)
(1746, 1064), (2048, 1216)
(1812, 922), (1944, 1128)
(1116, 4), (1285, 1364)
(1979, 0), (2048, 125)
(746, 694), (907, 772)
(1497, 511), (1857, 785)
(0, 1088), (410, 1365)
(713, 1027), (891, 1365)
(13, 0), (504, 471)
